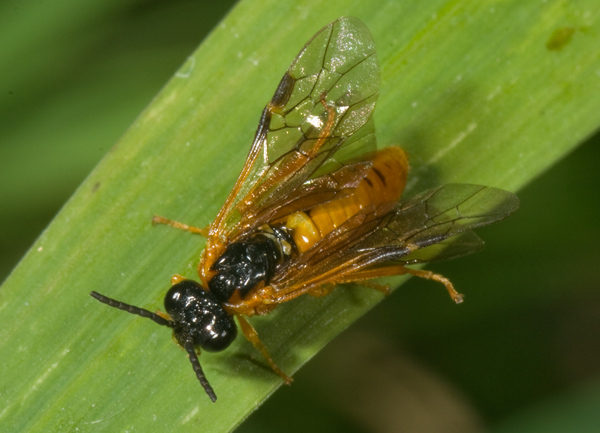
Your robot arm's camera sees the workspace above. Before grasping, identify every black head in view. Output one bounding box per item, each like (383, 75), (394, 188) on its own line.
(164, 280), (237, 352)
(90, 280), (236, 402)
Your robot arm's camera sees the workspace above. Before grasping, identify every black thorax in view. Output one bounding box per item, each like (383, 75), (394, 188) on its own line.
(208, 226), (294, 302)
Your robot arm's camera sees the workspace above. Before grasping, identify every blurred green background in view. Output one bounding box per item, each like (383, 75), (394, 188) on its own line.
(1, 0), (599, 432)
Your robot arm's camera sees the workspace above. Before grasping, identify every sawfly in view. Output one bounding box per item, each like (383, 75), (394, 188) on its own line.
(91, 17), (519, 402)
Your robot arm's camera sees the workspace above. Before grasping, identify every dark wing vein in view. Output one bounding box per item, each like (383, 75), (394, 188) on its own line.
(271, 184), (519, 291)
(211, 17), (380, 241)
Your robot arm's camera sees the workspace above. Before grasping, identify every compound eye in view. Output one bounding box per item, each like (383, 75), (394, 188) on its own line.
(164, 280), (204, 320)
(199, 315), (237, 352)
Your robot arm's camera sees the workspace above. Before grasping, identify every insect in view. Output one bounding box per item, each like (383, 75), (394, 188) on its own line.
(90, 17), (519, 402)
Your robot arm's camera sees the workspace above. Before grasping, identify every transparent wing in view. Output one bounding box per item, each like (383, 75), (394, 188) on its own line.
(397, 230), (484, 264)
(209, 17), (380, 243)
(270, 184), (519, 291)
(356, 184), (520, 255)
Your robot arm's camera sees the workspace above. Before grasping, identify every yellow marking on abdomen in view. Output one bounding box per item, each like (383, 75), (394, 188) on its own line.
(286, 147), (409, 253)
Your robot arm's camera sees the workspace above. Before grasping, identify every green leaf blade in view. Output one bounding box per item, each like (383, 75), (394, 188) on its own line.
(2, 1), (600, 432)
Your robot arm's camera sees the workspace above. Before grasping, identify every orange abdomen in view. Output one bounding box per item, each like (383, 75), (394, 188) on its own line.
(286, 147), (409, 253)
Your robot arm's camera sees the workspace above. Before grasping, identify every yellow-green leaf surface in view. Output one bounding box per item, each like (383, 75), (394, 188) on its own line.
(1, 1), (599, 432)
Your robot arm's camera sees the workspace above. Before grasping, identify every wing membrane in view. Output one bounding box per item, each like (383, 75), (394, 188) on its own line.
(271, 184), (519, 292)
(210, 17), (380, 241)
(398, 230), (484, 264)
(357, 184), (520, 253)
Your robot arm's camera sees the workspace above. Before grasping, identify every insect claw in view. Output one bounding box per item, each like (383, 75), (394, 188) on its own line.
(451, 291), (465, 304)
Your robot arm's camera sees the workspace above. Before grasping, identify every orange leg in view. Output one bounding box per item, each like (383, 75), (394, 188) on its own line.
(402, 267), (464, 304)
(169, 274), (185, 285)
(307, 284), (336, 298)
(247, 263), (463, 307)
(152, 215), (209, 236)
(155, 310), (172, 321)
(358, 280), (391, 296)
(335, 265), (463, 304)
(307, 281), (389, 297)
(236, 314), (293, 384)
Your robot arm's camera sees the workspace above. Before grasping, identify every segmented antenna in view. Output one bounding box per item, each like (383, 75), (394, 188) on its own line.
(184, 340), (217, 402)
(91, 291), (217, 402)
(89, 291), (174, 328)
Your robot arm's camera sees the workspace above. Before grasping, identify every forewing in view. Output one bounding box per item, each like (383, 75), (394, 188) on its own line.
(397, 230), (484, 264)
(270, 184), (518, 292)
(357, 184), (519, 254)
(341, 184), (519, 272)
(210, 17), (380, 241)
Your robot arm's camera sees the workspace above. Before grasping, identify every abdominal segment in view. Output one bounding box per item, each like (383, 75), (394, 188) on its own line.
(285, 147), (409, 253)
